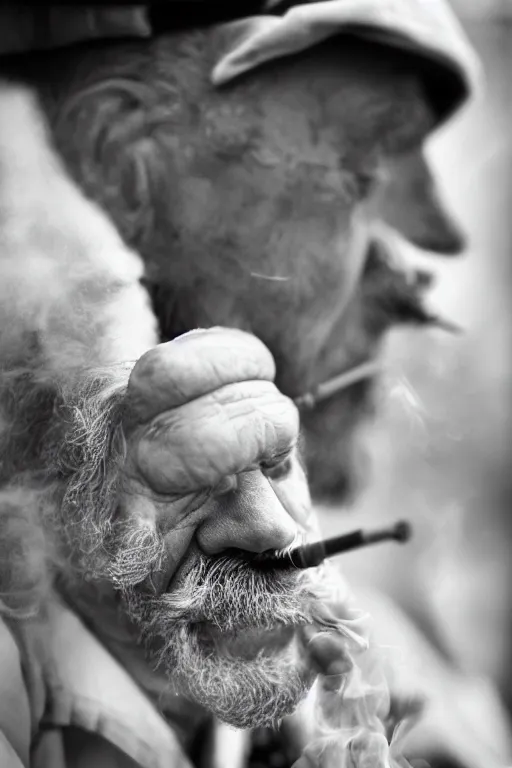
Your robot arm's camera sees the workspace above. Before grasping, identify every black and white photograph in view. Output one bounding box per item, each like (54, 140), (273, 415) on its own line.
(0, 2), (511, 767)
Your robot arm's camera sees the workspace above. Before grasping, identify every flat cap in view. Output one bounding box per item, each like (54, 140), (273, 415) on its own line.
(210, 0), (481, 129)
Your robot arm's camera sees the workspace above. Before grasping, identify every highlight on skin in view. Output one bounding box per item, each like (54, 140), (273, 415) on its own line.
(0, 29), (460, 767)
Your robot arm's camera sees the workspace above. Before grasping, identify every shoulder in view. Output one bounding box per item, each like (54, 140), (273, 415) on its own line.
(0, 617), (32, 767)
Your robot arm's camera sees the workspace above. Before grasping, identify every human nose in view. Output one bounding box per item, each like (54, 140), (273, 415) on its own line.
(196, 470), (298, 555)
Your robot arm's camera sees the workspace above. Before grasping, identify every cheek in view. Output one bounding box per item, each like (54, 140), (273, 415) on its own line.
(167, 151), (371, 379)
(266, 209), (370, 364)
(261, 162), (369, 311)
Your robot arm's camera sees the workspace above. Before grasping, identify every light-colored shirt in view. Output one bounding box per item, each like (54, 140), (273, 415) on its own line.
(0, 597), (192, 768)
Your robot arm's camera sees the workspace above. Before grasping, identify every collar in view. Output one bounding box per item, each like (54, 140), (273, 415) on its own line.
(40, 597), (193, 768)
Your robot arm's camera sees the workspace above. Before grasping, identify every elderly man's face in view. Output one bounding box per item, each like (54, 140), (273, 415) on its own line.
(45, 34), (436, 506)
(137, 36), (436, 501)
(31, 32), (436, 726)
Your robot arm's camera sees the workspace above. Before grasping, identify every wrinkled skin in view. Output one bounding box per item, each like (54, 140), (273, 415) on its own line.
(18, 33), (440, 503)
(118, 327), (329, 730)
(0, 83), (332, 735)
(123, 328), (301, 567)
(0, 27), (459, 763)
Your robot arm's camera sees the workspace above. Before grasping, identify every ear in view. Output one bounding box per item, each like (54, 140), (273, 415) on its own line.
(40, 44), (179, 257)
(373, 149), (466, 256)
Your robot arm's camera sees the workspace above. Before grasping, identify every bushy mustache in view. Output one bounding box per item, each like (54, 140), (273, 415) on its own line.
(118, 550), (366, 731)
(120, 551), (324, 729)
(124, 551), (320, 636)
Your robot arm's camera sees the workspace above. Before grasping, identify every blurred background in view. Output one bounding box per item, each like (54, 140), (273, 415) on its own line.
(318, 0), (512, 724)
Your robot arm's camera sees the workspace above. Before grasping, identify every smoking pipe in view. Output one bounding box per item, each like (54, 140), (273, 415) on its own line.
(256, 520), (412, 570)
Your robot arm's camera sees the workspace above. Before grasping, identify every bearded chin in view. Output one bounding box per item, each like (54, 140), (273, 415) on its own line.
(154, 621), (317, 729)
(120, 553), (324, 729)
